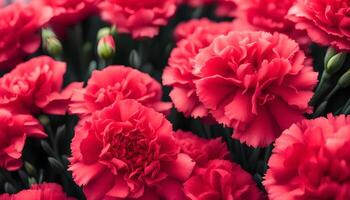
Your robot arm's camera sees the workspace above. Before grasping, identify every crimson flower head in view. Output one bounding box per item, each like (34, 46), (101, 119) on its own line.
(175, 130), (230, 166)
(184, 159), (265, 200)
(0, 3), (52, 70)
(193, 31), (318, 147)
(69, 99), (195, 200)
(265, 115), (350, 200)
(0, 56), (82, 116)
(288, 0), (350, 51)
(69, 65), (171, 117)
(0, 183), (75, 200)
(34, 0), (100, 26)
(98, 0), (177, 38)
(0, 109), (45, 171)
(163, 19), (234, 119)
(233, 0), (310, 48)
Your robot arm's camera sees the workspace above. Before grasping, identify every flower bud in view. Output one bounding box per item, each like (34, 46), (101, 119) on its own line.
(44, 37), (63, 57)
(24, 162), (37, 176)
(42, 28), (56, 40)
(42, 28), (63, 57)
(97, 35), (116, 60)
(338, 70), (350, 88)
(97, 26), (117, 40)
(326, 52), (347, 74)
(324, 47), (337, 67)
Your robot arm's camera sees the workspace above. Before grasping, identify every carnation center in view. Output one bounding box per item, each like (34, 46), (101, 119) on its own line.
(105, 128), (155, 175)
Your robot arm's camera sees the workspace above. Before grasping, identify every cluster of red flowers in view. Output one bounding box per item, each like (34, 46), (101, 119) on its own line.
(0, 0), (350, 200)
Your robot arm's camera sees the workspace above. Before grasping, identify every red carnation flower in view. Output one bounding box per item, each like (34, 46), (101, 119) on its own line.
(175, 130), (230, 166)
(0, 183), (75, 200)
(233, 0), (310, 49)
(69, 65), (171, 117)
(0, 3), (52, 70)
(193, 31), (318, 147)
(98, 0), (177, 38)
(264, 115), (350, 200)
(0, 56), (82, 116)
(184, 159), (264, 200)
(69, 99), (195, 200)
(288, 0), (350, 51)
(34, 0), (100, 26)
(163, 19), (234, 118)
(0, 109), (45, 171)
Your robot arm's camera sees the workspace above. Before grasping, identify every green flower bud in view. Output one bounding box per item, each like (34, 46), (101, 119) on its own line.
(324, 47), (337, 67)
(42, 28), (56, 40)
(38, 115), (50, 126)
(338, 70), (350, 88)
(97, 35), (116, 60)
(97, 27), (111, 40)
(97, 26), (118, 40)
(24, 162), (37, 176)
(326, 52), (347, 74)
(44, 37), (63, 57)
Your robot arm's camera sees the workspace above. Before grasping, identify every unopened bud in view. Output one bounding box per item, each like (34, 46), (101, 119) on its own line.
(42, 28), (62, 57)
(324, 47), (337, 67)
(38, 115), (50, 126)
(24, 162), (37, 176)
(42, 28), (56, 40)
(45, 37), (63, 57)
(338, 70), (350, 88)
(97, 35), (116, 60)
(326, 52), (347, 74)
(97, 26), (117, 40)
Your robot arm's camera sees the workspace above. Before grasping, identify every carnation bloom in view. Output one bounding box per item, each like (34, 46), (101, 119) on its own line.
(0, 56), (82, 115)
(184, 159), (264, 200)
(193, 31), (318, 147)
(233, 0), (310, 48)
(0, 109), (45, 171)
(34, 0), (100, 26)
(264, 115), (350, 200)
(163, 19), (234, 118)
(0, 183), (75, 200)
(175, 130), (230, 166)
(98, 0), (177, 38)
(0, 3), (52, 70)
(69, 65), (171, 117)
(69, 99), (195, 200)
(288, 0), (350, 51)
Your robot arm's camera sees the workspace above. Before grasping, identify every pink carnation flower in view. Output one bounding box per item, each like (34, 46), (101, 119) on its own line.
(34, 0), (100, 26)
(184, 159), (265, 200)
(193, 31), (318, 147)
(0, 183), (75, 200)
(175, 130), (230, 166)
(163, 19), (234, 118)
(69, 65), (171, 117)
(0, 3), (52, 70)
(0, 109), (45, 171)
(264, 115), (350, 200)
(69, 100), (195, 199)
(233, 0), (310, 49)
(0, 56), (82, 116)
(288, 0), (350, 51)
(98, 0), (177, 38)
